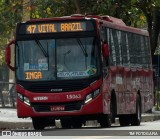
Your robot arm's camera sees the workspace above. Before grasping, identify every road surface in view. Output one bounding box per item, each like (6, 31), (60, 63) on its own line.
(1, 120), (160, 138)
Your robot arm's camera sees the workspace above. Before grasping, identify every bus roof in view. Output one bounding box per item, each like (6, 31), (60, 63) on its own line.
(24, 14), (149, 36)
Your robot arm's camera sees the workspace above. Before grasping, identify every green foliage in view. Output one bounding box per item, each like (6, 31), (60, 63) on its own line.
(0, 0), (23, 66)
(28, 0), (147, 29)
(0, 0), (23, 36)
(30, 0), (76, 18)
(1, 0), (160, 65)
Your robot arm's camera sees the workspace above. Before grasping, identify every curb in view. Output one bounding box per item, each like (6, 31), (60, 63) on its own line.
(141, 114), (160, 122)
(0, 121), (33, 130)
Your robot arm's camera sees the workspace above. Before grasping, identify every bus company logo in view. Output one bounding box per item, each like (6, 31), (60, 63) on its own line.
(33, 96), (48, 101)
(50, 89), (63, 92)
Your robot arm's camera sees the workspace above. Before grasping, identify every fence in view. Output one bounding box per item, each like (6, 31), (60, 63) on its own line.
(0, 82), (16, 108)
(0, 64), (16, 108)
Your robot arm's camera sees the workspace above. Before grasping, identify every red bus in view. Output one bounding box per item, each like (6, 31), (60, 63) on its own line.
(5, 15), (154, 129)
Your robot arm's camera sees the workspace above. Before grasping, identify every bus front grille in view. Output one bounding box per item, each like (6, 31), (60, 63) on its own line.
(31, 101), (83, 112)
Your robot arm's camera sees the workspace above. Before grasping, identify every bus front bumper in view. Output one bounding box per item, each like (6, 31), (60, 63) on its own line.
(17, 93), (103, 118)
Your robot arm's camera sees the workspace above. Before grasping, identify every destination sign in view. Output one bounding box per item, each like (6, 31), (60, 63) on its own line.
(26, 22), (85, 34)
(17, 20), (94, 34)
(25, 72), (42, 80)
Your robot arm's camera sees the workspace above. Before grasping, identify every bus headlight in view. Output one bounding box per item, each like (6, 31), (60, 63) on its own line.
(85, 93), (92, 104)
(17, 93), (30, 106)
(17, 93), (23, 101)
(85, 89), (100, 104)
(24, 96), (30, 106)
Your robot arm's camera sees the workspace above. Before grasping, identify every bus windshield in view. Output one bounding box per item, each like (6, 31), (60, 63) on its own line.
(16, 37), (100, 81)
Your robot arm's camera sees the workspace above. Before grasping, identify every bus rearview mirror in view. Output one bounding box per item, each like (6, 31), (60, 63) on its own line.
(5, 40), (15, 71)
(102, 43), (109, 59)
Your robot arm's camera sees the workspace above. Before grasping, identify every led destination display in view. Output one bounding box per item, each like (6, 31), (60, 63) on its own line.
(18, 20), (94, 34)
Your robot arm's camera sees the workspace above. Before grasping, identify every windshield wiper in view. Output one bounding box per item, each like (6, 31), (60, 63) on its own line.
(34, 37), (48, 57)
(77, 38), (88, 57)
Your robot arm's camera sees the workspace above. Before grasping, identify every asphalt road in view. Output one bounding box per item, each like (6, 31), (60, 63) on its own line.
(1, 120), (160, 138)
(42, 120), (160, 136)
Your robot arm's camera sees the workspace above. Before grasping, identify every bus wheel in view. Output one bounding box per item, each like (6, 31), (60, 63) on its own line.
(72, 121), (83, 128)
(61, 118), (72, 128)
(99, 114), (111, 128)
(71, 118), (83, 128)
(119, 115), (130, 126)
(111, 93), (117, 123)
(131, 94), (141, 126)
(32, 117), (45, 130)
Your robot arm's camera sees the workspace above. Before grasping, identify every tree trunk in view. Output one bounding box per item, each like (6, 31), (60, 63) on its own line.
(152, 8), (160, 55)
(145, 14), (153, 54)
(73, 0), (81, 14)
(23, 0), (30, 21)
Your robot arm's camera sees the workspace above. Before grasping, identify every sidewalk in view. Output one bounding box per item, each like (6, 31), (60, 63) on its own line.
(0, 108), (160, 129)
(0, 108), (32, 129)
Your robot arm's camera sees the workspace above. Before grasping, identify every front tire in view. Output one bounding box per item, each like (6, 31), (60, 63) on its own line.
(72, 121), (83, 128)
(32, 117), (55, 130)
(99, 114), (111, 128)
(61, 118), (72, 128)
(71, 118), (83, 128)
(32, 117), (45, 130)
(119, 115), (130, 126)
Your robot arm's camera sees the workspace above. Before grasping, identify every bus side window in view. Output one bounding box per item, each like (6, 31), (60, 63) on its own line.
(100, 26), (109, 67)
(100, 26), (107, 42)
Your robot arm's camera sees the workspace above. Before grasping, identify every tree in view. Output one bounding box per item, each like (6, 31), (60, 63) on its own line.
(30, 0), (76, 18)
(72, 0), (160, 55)
(131, 0), (160, 55)
(1, 0), (160, 65)
(72, 0), (81, 13)
(0, 0), (23, 66)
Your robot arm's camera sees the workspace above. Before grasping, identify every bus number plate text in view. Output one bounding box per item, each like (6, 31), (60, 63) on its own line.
(50, 106), (65, 111)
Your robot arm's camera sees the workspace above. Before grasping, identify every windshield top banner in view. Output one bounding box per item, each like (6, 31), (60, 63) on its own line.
(18, 21), (94, 34)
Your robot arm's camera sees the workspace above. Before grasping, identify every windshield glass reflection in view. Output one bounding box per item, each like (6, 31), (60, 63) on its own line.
(16, 37), (99, 81)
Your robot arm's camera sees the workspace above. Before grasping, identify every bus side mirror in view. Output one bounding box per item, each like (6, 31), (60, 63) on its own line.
(5, 40), (15, 71)
(102, 43), (109, 59)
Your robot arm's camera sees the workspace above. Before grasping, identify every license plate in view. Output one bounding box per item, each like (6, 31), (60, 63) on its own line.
(50, 105), (65, 111)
